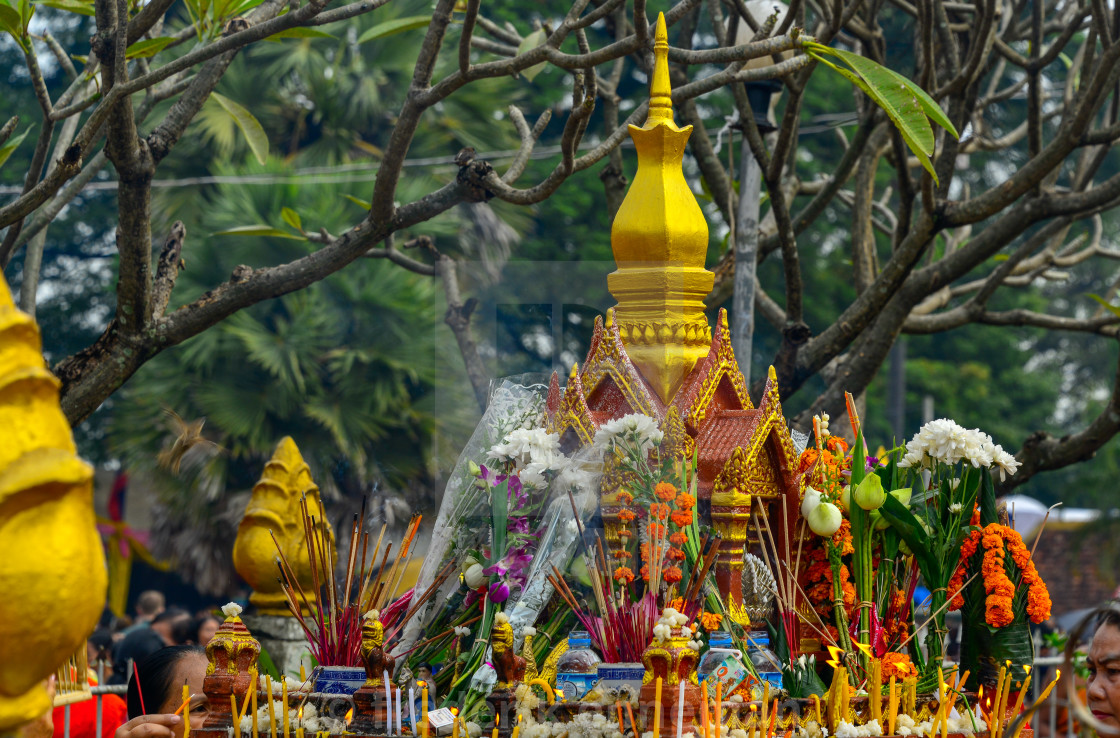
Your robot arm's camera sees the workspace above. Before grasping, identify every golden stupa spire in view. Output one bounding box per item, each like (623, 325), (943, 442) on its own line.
(608, 12), (714, 403)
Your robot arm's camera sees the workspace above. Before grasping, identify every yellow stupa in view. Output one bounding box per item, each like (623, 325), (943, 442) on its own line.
(608, 12), (714, 403)
(0, 274), (106, 731)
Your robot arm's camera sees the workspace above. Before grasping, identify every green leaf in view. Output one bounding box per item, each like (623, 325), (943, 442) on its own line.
(517, 28), (548, 82)
(265, 26), (334, 40)
(805, 42), (957, 184)
(0, 125), (32, 171)
(280, 206), (302, 232)
(1087, 292), (1120, 318)
(0, 2), (26, 45)
(37, 0), (94, 14)
(208, 92), (268, 165)
(17, 0), (31, 28)
(356, 15), (431, 45)
(879, 493), (940, 582)
(343, 193), (370, 209)
(212, 225), (304, 239)
(125, 36), (175, 58)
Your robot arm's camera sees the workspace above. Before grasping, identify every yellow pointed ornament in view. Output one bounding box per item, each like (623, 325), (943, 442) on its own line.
(0, 274), (106, 732)
(233, 437), (336, 615)
(608, 13), (714, 403)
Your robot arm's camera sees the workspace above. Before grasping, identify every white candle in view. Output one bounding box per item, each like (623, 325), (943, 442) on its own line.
(383, 672), (392, 735)
(409, 687), (415, 734)
(676, 679), (685, 738)
(396, 688), (402, 736)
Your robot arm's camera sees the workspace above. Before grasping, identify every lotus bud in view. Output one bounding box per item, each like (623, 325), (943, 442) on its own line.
(807, 502), (843, 537)
(853, 473), (886, 510)
(468, 460), (482, 477)
(801, 487), (822, 518)
(840, 484), (851, 511)
(889, 487), (912, 506)
(464, 562), (485, 589)
(869, 509), (890, 531)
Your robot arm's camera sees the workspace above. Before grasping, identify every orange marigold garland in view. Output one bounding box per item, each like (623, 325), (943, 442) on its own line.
(614, 566), (635, 584)
(947, 523), (1051, 626)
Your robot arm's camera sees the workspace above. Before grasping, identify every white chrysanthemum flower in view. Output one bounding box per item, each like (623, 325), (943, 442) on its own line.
(593, 414), (663, 456)
(488, 428), (562, 469)
(454, 626), (471, 637)
(991, 446), (1020, 481)
(222, 602), (243, 618)
(521, 626), (536, 637)
(949, 502), (963, 513)
(652, 623), (671, 642)
(495, 612), (510, 624)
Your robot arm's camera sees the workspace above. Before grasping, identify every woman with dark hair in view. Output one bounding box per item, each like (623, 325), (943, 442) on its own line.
(1088, 606), (1120, 733)
(116, 646), (209, 738)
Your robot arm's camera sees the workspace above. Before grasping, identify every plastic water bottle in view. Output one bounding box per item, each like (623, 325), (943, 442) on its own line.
(746, 632), (783, 698)
(556, 631), (602, 701)
(699, 631), (750, 698)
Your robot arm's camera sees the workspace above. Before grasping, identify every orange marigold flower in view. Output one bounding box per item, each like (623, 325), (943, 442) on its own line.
(616, 490), (635, 505)
(646, 522), (667, 538)
(666, 546), (687, 561)
(650, 503), (671, 520)
(640, 565), (650, 581)
(618, 528), (633, 538)
(664, 565), (683, 583)
(669, 532), (689, 546)
(674, 493), (696, 510)
(655, 482), (678, 501)
(825, 436), (849, 455)
(670, 510), (694, 527)
(614, 566), (635, 585)
(700, 612), (723, 631)
(614, 549), (632, 560)
(668, 597), (684, 611)
(799, 448), (820, 474)
(617, 508), (637, 523)
(880, 652), (918, 679)
(948, 530), (982, 610)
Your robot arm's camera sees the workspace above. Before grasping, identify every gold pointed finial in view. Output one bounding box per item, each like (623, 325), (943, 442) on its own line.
(607, 11), (714, 403)
(233, 436), (336, 615)
(647, 13), (673, 125)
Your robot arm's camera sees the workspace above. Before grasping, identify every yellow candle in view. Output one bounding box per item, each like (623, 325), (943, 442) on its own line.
(267, 678), (278, 738)
(871, 660), (881, 723)
(1008, 668), (1032, 736)
(511, 716), (521, 738)
(232, 695), (239, 735)
(655, 677), (664, 738)
(811, 694), (821, 727)
(1017, 672), (1059, 738)
(994, 666), (1010, 738)
(713, 680), (720, 738)
(239, 686), (253, 726)
(701, 684), (710, 738)
(252, 680), (259, 738)
(453, 718), (460, 738)
(422, 687), (429, 738)
(299, 663), (306, 684)
(183, 685), (191, 738)
(887, 676), (898, 736)
(282, 680), (289, 738)
(758, 682), (766, 738)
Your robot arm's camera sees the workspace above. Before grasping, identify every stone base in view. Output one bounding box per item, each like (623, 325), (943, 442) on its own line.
(243, 614), (312, 679)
